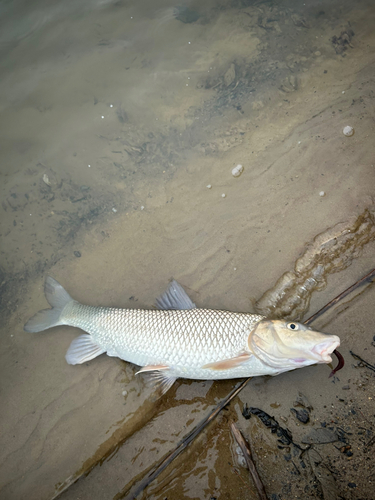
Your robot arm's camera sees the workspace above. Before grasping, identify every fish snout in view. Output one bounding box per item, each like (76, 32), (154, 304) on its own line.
(312, 336), (340, 363)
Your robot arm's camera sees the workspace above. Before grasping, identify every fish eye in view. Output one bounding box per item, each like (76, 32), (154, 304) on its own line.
(287, 322), (298, 330)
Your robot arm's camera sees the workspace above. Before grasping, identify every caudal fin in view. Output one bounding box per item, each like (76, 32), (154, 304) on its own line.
(24, 277), (73, 333)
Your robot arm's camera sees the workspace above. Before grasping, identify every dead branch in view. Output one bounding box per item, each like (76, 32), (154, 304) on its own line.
(230, 421), (268, 500)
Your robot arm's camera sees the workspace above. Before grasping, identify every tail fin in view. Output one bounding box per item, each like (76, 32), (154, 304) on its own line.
(24, 277), (73, 333)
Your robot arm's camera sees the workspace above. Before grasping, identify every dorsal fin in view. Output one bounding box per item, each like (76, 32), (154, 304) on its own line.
(155, 280), (196, 310)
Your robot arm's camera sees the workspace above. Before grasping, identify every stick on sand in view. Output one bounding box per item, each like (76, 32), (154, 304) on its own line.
(230, 421), (268, 500)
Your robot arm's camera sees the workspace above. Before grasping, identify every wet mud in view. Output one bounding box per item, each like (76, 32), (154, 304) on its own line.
(1, 0), (375, 499)
(255, 208), (375, 321)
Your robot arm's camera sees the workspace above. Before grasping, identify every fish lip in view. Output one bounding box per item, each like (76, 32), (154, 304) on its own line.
(312, 338), (341, 363)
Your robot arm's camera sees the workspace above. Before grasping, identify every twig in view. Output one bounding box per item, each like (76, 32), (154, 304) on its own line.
(123, 378), (251, 500)
(230, 422), (268, 500)
(231, 464), (248, 485)
(304, 267), (375, 325)
(350, 350), (375, 373)
(365, 435), (375, 449)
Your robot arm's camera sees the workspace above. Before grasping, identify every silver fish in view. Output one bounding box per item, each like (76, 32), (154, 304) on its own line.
(24, 277), (340, 394)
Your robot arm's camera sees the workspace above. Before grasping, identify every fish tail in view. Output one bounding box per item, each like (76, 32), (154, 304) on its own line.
(24, 277), (73, 333)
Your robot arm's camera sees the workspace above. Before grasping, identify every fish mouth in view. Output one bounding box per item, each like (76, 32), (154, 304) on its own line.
(312, 337), (340, 363)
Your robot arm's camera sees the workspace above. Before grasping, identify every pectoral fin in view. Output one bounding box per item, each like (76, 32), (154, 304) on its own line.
(202, 352), (252, 370)
(65, 334), (106, 365)
(136, 365), (177, 395)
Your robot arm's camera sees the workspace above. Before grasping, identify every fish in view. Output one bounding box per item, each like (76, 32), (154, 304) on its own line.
(24, 277), (341, 395)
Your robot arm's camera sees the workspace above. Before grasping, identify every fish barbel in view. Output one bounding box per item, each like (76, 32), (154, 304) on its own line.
(24, 277), (340, 395)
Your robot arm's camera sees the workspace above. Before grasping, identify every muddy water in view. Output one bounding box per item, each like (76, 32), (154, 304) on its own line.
(1, 0), (375, 499)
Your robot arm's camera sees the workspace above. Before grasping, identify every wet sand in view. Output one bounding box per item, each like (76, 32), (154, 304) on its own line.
(1, 0), (375, 499)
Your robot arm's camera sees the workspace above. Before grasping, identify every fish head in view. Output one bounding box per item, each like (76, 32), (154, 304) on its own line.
(248, 319), (340, 372)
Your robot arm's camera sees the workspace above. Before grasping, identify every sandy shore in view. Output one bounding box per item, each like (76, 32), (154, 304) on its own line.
(1, 0), (374, 498)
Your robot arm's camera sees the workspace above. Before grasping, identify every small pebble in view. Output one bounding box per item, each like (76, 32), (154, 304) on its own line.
(74, 251), (81, 258)
(140, 206), (144, 210)
(343, 125), (354, 137)
(234, 445), (247, 468)
(221, 193), (226, 198)
(42, 174), (51, 186)
(319, 191), (325, 197)
(341, 445), (351, 453)
(122, 390), (128, 397)
(231, 164), (244, 177)
(112, 207), (118, 213)
(294, 392), (313, 411)
(206, 184), (212, 189)
(290, 408), (310, 424)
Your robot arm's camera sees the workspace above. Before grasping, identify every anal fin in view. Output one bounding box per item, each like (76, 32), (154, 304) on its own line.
(136, 365), (177, 395)
(202, 352), (252, 370)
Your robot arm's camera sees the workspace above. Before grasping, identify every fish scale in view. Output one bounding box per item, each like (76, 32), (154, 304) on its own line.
(24, 277), (341, 395)
(65, 305), (262, 368)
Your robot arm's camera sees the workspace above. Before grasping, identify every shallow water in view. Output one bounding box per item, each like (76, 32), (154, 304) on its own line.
(1, 0), (375, 499)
